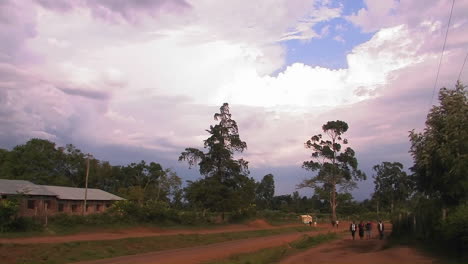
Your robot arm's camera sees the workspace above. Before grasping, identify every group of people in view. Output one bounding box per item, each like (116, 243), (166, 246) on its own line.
(349, 220), (384, 240)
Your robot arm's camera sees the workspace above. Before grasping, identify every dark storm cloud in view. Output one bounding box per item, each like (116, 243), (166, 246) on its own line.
(58, 86), (111, 100)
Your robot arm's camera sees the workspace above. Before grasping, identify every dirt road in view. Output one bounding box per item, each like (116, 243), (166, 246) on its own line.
(74, 227), (344, 264)
(0, 220), (300, 244)
(281, 232), (436, 264)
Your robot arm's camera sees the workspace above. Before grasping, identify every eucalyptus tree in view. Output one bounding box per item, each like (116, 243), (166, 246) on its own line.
(179, 103), (255, 218)
(256, 174), (275, 210)
(299, 120), (365, 222)
(372, 161), (411, 213)
(409, 81), (468, 207)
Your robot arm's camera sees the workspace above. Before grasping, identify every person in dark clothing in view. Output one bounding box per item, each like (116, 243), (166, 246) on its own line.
(365, 221), (372, 239)
(350, 221), (357, 240)
(358, 221), (365, 240)
(377, 220), (385, 240)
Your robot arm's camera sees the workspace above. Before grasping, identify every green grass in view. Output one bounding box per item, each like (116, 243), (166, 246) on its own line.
(0, 226), (316, 264)
(206, 232), (340, 264)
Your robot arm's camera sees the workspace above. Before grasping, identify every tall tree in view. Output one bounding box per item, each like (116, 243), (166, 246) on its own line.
(372, 162), (411, 213)
(2, 139), (70, 185)
(256, 174), (275, 210)
(409, 81), (468, 207)
(179, 103), (255, 218)
(299, 120), (366, 222)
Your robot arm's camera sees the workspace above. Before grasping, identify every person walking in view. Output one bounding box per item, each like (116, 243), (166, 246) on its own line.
(358, 221), (365, 240)
(350, 221), (357, 240)
(377, 220), (385, 240)
(365, 221), (372, 239)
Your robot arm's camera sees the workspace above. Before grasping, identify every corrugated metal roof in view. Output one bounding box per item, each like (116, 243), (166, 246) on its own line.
(0, 179), (124, 201)
(0, 179), (57, 196)
(42, 185), (124, 201)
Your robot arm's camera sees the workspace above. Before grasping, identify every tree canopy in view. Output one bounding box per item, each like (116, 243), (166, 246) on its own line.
(179, 103), (255, 216)
(409, 81), (468, 207)
(372, 161), (411, 213)
(300, 120), (366, 221)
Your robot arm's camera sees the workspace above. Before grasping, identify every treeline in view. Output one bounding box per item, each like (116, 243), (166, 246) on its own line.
(0, 140), (182, 205)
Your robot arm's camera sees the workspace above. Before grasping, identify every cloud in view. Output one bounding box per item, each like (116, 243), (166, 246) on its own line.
(2, 0), (468, 199)
(35, 0), (191, 23)
(0, 1), (38, 63)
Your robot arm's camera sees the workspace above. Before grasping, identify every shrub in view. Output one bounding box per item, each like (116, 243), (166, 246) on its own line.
(440, 204), (468, 261)
(0, 199), (20, 232)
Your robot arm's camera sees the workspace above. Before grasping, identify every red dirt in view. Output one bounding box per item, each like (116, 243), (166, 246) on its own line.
(74, 223), (438, 264)
(0, 220), (296, 244)
(1, 221), (439, 264)
(73, 225), (341, 264)
(281, 230), (436, 264)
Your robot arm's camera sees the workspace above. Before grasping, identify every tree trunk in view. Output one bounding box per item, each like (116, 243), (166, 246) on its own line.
(331, 184), (337, 222)
(376, 200), (379, 214)
(391, 200), (394, 214)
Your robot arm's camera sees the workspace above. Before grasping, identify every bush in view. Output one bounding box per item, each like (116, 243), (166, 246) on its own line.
(0, 199), (19, 232)
(440, 204), (468, 261)
(9, 216), (42, 232)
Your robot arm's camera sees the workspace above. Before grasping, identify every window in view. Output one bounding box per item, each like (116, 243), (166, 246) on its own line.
(106, 203), (111, 208)
(71, 204), (78, 212)
(27, 200), (36, 209)
(96, 204), (101, 212)
(44, 200), (52, 209)
(58, 203), (64, 212)
(86, 204), (90, 212)
(1, 195), (6, 199)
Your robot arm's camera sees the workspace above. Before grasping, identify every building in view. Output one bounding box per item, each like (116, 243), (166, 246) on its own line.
(0, 179), (124, 217)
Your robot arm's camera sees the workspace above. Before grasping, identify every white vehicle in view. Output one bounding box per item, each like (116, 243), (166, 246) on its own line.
(300, 215), (313, 225)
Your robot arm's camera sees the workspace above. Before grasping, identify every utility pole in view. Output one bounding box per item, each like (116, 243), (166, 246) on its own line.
(83, 154), (90, 215)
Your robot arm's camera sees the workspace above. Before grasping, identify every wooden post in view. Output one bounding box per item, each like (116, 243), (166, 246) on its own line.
(45, 202), (48, 227)
(83, 155), (90, 215)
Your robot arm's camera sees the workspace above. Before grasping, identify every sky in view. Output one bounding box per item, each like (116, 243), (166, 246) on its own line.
(1, 0), (468, 200)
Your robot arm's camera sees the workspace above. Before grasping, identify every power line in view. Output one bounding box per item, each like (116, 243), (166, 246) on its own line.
(429, 0), (456, 108)
(458, 51), (468, 82)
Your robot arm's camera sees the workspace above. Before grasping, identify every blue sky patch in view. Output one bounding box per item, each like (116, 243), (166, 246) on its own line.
(280, 0), (372, 71)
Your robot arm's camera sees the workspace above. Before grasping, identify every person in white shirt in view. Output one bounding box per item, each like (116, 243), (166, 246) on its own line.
(349, 221), (357, 240)
(377, 220), (385, 240)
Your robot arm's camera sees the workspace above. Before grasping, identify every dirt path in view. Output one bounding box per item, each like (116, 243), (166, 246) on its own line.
(73, 225), (346, 264)
(281, 231), (436, 264)
(0, 220), (301, 244)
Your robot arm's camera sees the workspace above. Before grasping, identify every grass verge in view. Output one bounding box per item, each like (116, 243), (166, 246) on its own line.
(0, 226), (316, 264)
(206, 232), (340, 264)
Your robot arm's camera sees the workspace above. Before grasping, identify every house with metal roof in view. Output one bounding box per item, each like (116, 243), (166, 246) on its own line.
(0, 179), (124, 217)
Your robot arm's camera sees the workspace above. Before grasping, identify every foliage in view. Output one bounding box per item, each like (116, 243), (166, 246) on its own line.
(0, 199), (19, 232)
(0, 138), (181, 207)
(440, 204), (468, 261)
(256, 174), (275, 210)
(300, 120), (366, 221)
(179, 103), (256, 216)
(372, 162), (412, 213)
(409, 81), (468, 207)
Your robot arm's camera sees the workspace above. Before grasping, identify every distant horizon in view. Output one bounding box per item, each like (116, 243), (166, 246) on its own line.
(1, 0), (467, 202)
